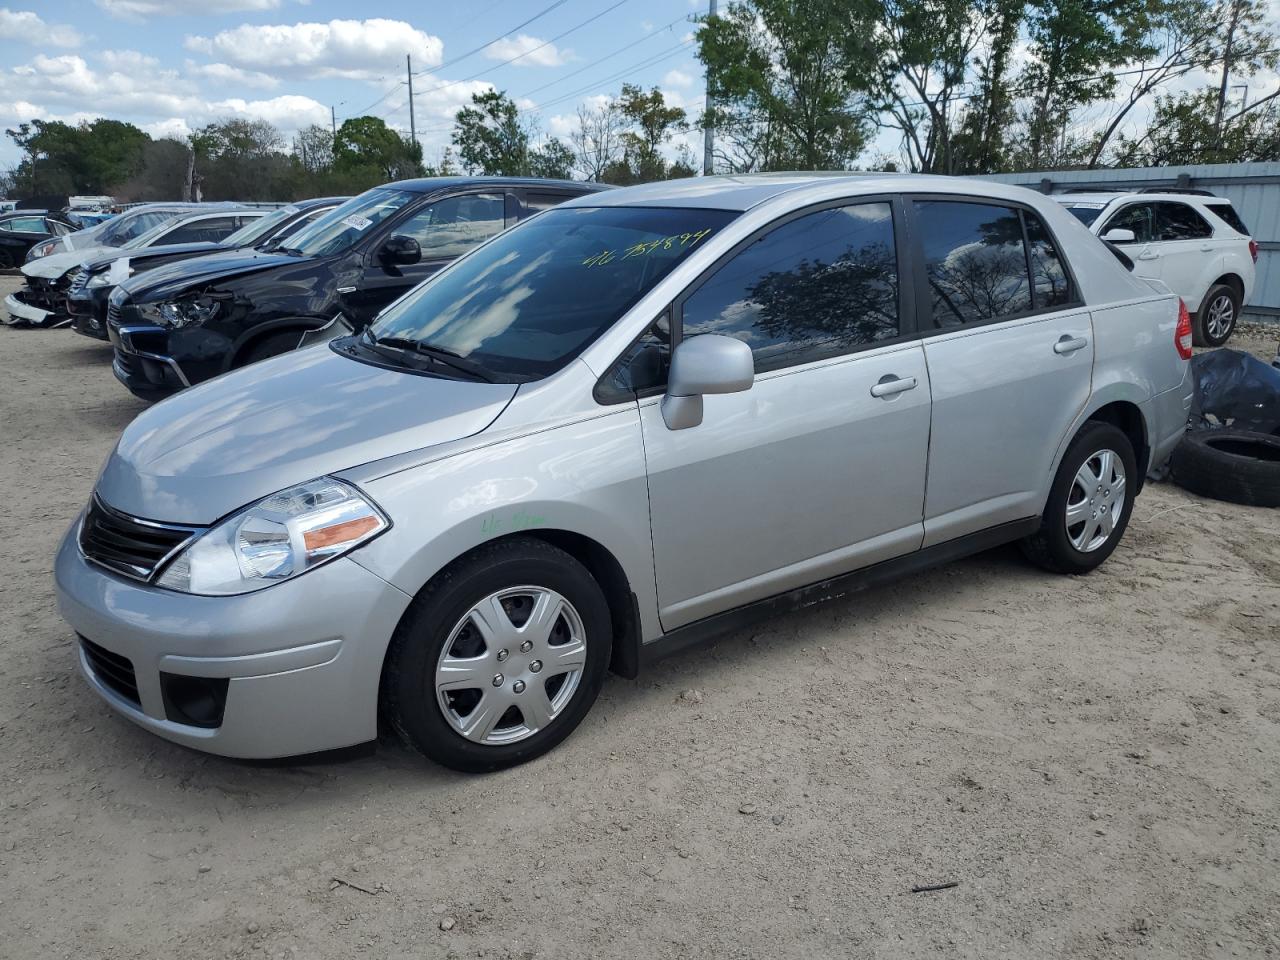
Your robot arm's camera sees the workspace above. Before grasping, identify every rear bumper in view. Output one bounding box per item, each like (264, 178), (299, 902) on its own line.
(1143, 369), (1194, 471)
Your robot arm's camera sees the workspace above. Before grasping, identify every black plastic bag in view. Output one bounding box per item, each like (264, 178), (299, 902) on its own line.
(1188, 348), (1280, 436)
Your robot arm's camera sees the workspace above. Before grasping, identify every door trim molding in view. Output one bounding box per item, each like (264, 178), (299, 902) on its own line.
(637, 516), (1041, 670)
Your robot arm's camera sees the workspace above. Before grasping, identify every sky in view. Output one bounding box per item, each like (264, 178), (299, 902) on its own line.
(0, 0), (711, 170)
(2, 1), (1278, 178)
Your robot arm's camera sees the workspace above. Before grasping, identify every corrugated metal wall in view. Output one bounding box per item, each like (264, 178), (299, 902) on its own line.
(977, 162), (1280, 318)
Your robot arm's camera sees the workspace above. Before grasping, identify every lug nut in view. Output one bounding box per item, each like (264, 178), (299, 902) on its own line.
(520, 640), (533, 653)
(496, 649), (509, 662)
(492, 673), (504, 687)
(529, 660), (543, 674)
(512, 680), (526, 694)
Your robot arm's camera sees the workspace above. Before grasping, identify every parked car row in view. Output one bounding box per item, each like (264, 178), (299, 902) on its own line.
(42, 173), (1196, 773)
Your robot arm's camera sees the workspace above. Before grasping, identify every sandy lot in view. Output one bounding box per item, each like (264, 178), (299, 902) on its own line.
(1, 273), (1278, 960)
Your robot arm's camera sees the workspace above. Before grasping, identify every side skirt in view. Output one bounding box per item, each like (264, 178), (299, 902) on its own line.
(637, 516), (1042, 671)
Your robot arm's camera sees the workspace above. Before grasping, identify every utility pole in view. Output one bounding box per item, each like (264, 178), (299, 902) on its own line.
(407, 54), (417, 154)
(331, 104), (337, 137)
(702, 0), (717, 176)
(1214, 0), (1242, 148)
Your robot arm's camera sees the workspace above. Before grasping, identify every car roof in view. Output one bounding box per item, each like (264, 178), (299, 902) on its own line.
(383, 176), (611, 195)
(557, 172), (1069, 211)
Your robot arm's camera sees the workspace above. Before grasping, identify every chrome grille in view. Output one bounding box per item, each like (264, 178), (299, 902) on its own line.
(78, 495), (199, 582)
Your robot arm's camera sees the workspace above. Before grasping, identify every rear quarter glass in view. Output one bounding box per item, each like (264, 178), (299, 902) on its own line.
(1205, 203), (1250, 236)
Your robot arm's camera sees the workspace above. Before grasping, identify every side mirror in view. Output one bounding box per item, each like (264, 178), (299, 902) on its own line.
(1102, 228), (1135, 244)
(661, 334), (754, 430)
(379, 234), (421, 266)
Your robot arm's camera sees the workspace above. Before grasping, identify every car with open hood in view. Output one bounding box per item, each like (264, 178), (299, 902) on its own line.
(106, 177), (607, 400)
(68, 197), (346, 340)
(5, 204), (246, 327)
(57, 173), (1192, 773)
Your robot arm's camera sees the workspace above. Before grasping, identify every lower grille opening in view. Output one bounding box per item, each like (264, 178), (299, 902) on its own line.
(160, 672), (229, 728)
(80, 637), (141, 707)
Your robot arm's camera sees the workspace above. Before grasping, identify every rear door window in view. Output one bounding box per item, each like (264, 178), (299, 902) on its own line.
(680, 201), (900, 372)
(1025, 212), (1073, 309)
(1102, 203), (1155, 243)
(163, 216), (239, 244)
(526, 192), (574, 215)
(914, 200), (1031, 326)
(1157, 202), (1213, 241)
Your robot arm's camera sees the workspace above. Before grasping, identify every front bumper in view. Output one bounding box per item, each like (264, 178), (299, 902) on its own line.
(55, 521), (413, 759)
(110, 323), (188, 400)
(68, 289), (110, 340)
(3, 291), (53, 326)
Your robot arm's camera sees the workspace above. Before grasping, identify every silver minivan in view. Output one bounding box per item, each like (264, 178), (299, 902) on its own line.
(56, 174), (1192, 772)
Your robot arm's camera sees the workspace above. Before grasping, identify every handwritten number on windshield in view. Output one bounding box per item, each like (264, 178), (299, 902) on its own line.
(581, 228), (714, 268)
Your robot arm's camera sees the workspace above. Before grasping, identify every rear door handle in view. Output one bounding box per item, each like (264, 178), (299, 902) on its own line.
(1137, 248), (1159, 261)
(1054, 335), (1089, 355)
(869, 375), (918, 399)
(1200, 243), (1214, 252)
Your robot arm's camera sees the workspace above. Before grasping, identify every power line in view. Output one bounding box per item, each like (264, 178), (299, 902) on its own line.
(406, 0), (632, 111)
(527, 39), (695, 114)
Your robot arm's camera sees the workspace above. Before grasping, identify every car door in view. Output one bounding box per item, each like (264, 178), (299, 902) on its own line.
(341, 191), (509, 327)
(636, 199), (932, 630)
(1153, 201), (1219, 310)
(910, 197), (1094, 546)
(157, 215), (244, 246)
(1099, 201), (1161, 283)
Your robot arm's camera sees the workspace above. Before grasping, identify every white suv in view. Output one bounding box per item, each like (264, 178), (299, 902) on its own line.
(1057, 191), (1256, 347)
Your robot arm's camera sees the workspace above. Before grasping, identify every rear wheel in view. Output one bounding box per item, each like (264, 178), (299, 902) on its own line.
(1021, 421), (1136, 574)
(382, 537), (611, 772)
(1194, 284), (1240, 347)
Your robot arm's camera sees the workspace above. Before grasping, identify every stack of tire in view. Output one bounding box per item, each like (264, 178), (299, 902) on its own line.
(1169, 347), (1280, 508)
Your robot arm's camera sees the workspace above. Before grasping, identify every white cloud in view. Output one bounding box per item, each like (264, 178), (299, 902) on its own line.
(0, 8), (82, 47)
(663, 68), (694, 89)
(185, 18), (444, 81)
(96, 0), (282, 18)
(185, 60), (280, 90)
(99, 50), (162, 72)
(141, 118), (193, 142)
(484, 34), (569, 68)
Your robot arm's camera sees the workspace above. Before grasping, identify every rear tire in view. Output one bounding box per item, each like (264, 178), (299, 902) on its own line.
(382, 537), (611, 773)
(1194, 284), (1240, 347)
(1021, 422), (1137, 574)
(240, 330), (303, 367)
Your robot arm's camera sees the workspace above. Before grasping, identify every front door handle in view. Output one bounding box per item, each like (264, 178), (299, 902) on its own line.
(1054, 335), (1089, 355)
(1200, 243), (1214, 252)
(869, 375), (918, 399)
(1137, 248), (1159, 261)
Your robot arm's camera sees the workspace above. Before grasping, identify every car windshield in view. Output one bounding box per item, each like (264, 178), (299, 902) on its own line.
(221, 206), (295, 247)
(100, 209), (180, 247)
(1059, 203), (1105, 227)
(367, 205), (739, 382)
(124, 217), (190, 249)
(285, 189), (416, 257)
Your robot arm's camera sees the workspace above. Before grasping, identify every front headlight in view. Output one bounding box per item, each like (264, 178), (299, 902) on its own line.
(25, 239), (58, 262)
(86, 271), (114, 288)
(138, 296), (219, 328)
(155, 477), (389, 596)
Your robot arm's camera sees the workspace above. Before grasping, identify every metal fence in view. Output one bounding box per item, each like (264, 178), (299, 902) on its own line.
(978, 162), (1280, 319)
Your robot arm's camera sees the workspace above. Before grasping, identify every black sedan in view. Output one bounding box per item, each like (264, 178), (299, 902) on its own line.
(0, 212), (74, 268)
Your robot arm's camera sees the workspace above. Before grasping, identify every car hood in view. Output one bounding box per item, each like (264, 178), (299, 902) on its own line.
(123, 248), (303, 301)
(96, 345), (518, 524)
(22, 245), (110, 279)
(82, 241), (227, 273)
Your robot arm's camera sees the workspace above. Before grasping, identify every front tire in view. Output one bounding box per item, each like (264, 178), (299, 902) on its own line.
(1194, 284), (1240, 347)
(382, 537), (611, 773)
(1021, 422), (1137, 574)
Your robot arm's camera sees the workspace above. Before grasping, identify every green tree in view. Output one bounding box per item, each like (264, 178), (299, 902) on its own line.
(333, 116), (423, 182)
(4, 118), (149, 195)
(451, 90), (531, 176)
(697, 0), (879, 171)
(1112, 86), (1280, 164)
(528, 138), (575, 179)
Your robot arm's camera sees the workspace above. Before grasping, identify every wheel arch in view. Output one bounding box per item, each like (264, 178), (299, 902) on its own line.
(382, 528), (644, 685)
(1210, 272), (1245, 302)
(1085, 400), (1149, 492)
(226, 316), (332, 371)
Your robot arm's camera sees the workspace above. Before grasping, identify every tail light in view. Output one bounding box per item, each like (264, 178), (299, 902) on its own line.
(1249, 238), (1259, 263)
(1175, 299), (1193, 360)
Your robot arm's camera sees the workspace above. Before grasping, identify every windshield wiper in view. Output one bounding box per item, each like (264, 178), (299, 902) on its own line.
(362, 329), (497, 382)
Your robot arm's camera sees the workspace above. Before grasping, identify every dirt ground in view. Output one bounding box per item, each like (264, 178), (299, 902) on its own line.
(1, 273), (1278, 960)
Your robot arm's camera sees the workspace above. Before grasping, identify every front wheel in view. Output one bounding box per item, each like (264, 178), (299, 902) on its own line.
(382, 537), (611, 772)
(1021, 421), (1137, 574)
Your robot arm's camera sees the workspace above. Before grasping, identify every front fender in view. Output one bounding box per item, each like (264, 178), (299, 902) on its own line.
(343, 406), (662, 644)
